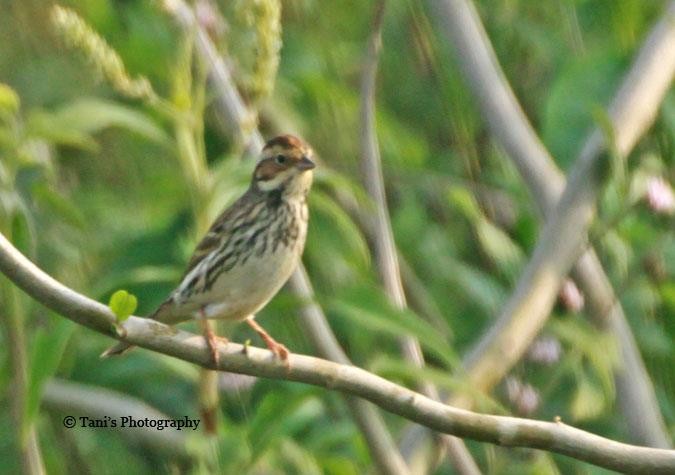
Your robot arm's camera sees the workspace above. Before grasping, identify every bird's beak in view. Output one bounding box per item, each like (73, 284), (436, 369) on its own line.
(297, 156), (316, 171)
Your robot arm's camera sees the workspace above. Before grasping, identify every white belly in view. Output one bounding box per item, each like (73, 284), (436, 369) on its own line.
(197, 243), (301, 320)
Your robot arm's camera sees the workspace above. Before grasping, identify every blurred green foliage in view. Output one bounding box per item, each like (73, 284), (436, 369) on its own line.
(0, 0), (672, 473)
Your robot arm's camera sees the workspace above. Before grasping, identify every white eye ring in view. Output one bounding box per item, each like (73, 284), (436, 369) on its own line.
(275, 154), (287, 165)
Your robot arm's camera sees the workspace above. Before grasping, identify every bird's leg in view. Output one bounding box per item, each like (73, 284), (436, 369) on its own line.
(245, 317), (289, 360)
(198, 309), (221, 366)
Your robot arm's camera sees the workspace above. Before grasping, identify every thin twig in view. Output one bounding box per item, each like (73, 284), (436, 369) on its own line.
(358, 2), (480, 474)
(428, 1), (675, 450)
(164, 0), (264, 155)
(1, 286), (46, 475)
(0, 233), (674, 473)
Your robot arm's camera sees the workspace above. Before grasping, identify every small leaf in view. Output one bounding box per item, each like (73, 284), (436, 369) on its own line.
(26, 98), (171, 151)
(0, 83), (20, 114)
(108, 289), (138, 322)
(635, 320), (672, 357)
(542, 50), (624, 169)
(315, 167), (372, 209)
(447, 185), (481, 222)
(31, 183), (86, 229)
(475, 217), (525, 280)
(371, 355), (502, 412)
(27, 110), (99, 151)
(570, 375), (606, 421)
(445, 258), (506, 315)
(248, 391), (322, 462)
(660, 90), (675, 141)
(49, 98), (170, 145)
(10, 208), (34, 257)
(310, 190), (370, 268)
(331, 285), (460, 369)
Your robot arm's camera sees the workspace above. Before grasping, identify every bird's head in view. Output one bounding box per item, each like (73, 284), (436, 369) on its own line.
(253, 134), (315, 197)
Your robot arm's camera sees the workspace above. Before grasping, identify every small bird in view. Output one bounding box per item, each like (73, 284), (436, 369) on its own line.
(102, 134), (315, 363)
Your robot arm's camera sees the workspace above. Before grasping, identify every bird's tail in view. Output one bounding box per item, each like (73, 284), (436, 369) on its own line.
(100, 298), (174, 358)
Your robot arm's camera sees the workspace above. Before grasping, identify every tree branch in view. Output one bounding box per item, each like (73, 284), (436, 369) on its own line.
(429, 0), (675, 433)
(358, 3), (479, 474)
(1, 232), (675, 473)
(428, 0), (672, 448)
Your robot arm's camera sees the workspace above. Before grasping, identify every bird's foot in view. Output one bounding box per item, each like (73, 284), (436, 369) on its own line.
(265, 339), (289, 361)
(205, 329), (220, 367)
(246, 318), (290, 362)
(199, 317), (223, 367)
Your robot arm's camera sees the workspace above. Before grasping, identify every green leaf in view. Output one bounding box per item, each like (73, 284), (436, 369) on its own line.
(108, 289), (138, 322)
(377, 112), (430, 170)
(0, 83), (20, 114)
(56, 99), (170, 144)
(444, 258), (506, 315)
(330, 285), (460, 369)
(310, 190), (370, 268)
(25, 318), (75, 430)
(447, 185), (481, 222)
(315, 168), (372, 210)
(550, 318), (619, 398)
(320, 457), (360, 475)
(27, 98), (171, 150)
(661, 282), (675, 317)
(475, 217), (525, 280)
(660, 90), (675, 142)
(635, 321), (672, 358)
(275, 439), (323, 475)
(600, 230), (632, 281)
(26, 110), (99, 151)
(247, 391), (322, 463)
(570, 374), (606, 421)
(371, 355), (502, 412)
(10, 208), (34, 257)
(31, 183), (86, 229)
(542, 50), (625, 169)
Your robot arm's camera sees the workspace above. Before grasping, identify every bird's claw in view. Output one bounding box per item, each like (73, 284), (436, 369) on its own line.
(245, 318), (290, 369)
(267, 341), (289, 361)
(205, 331), (220, 367)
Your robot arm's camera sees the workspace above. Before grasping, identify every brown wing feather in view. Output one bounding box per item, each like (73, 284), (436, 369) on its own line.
(183, 230), (223, 276)
(181, 189), (256, 278)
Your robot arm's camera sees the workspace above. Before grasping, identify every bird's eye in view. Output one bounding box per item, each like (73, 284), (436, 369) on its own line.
(275, 154), (287, 165)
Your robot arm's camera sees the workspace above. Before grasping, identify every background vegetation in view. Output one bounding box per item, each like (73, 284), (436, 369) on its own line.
(0, 0), (673, 473)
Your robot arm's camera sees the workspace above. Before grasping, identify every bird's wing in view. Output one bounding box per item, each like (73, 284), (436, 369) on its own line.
(181, 189), (256, 278)
(182, 229), (223, 277)
(148, 207), (238, 324)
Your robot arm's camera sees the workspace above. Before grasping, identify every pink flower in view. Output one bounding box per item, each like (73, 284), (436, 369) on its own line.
(528, 336), (562, 365)
(195, 0), (226, 38)
(559, 279), (584, 313)
(646, 176), (675, 215)
(516, 384), (540, 415)
(505, 376), (540, 415)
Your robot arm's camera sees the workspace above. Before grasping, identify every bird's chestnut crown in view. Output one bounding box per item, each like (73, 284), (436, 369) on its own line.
(253, 135), (315, 190)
